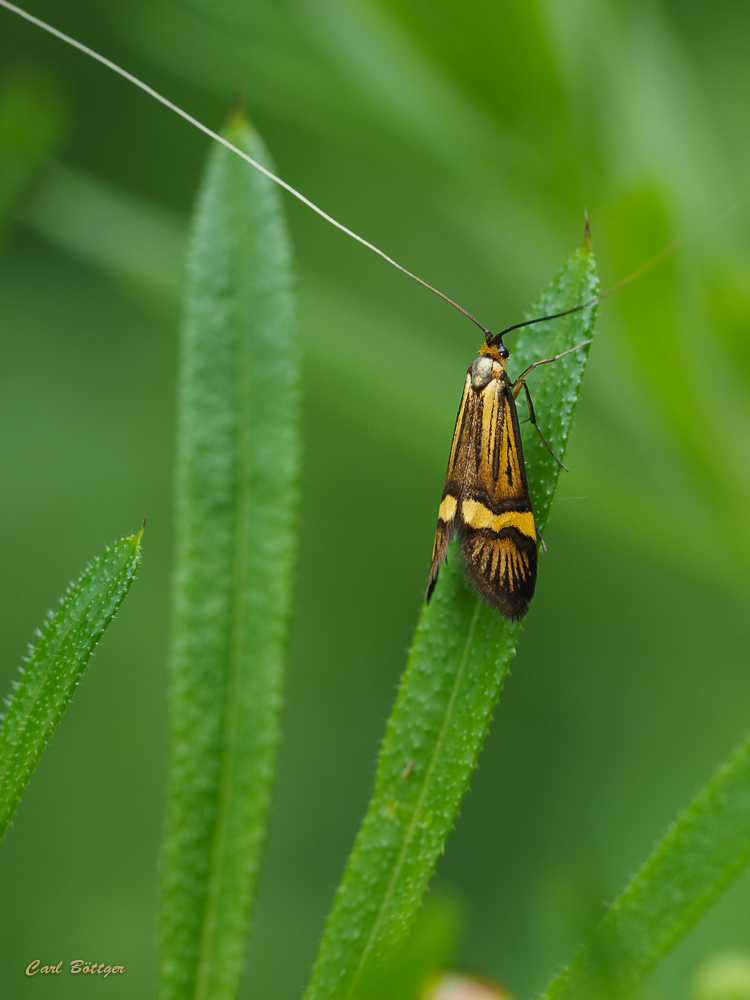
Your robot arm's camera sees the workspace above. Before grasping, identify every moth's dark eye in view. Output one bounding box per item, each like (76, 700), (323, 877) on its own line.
(498, 344), (510, 360)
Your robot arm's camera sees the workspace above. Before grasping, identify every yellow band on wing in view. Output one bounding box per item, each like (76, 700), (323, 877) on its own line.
(461, 498), (536, 539)
(438, 494), (458, 523)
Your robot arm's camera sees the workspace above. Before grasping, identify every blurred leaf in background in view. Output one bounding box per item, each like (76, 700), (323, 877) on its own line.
(1, 1), (750, 998)
(0, 60), (67, 235)
(693, 951), (750, 1000)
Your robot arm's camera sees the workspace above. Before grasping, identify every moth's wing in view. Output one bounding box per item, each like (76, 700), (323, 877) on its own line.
(456, 377), (538, 620)
(426, 373), (476, 602)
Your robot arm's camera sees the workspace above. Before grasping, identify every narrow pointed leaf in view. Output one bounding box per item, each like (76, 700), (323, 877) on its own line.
(304, 241), (598, 1000)
(0, 529), (142, 841)
(540, 733), (750, 1000)
(158, 116), (299, 1000)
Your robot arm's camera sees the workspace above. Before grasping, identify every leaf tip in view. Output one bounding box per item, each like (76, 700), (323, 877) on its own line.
(225, 103), (254, 143)
(132, 514), (148, 549)
(583, 210), (592, 249)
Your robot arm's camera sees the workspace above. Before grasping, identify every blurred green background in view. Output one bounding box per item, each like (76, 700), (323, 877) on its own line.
(2, 0), (750, 997)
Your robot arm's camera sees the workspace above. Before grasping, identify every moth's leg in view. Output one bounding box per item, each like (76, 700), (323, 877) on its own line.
(536, 520), (548, 553)
(514, 378), (569, 472)
(512, 337), (593, 385)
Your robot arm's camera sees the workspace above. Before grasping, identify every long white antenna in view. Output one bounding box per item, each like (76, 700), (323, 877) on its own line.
(4, 0), (750, 338)
(0, 0), (492, 334)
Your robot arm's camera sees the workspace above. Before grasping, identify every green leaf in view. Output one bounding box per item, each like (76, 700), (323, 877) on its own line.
(0, 529), (142, 841)
(540, 733), (750, 1000)
(158, 115), (299, 1000)
(303, 239), (598, 1000)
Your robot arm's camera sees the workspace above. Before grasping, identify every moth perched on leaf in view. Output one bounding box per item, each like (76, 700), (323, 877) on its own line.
(427, 324), (588, 620)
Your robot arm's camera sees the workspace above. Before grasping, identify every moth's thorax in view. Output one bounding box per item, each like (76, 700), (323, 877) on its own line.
(470, 353), (507, 392)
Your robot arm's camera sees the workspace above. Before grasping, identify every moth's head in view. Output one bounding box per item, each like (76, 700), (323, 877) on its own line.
(480, 336), (509, 364)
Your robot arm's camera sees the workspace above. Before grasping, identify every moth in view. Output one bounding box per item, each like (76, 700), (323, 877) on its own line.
(426, 331), (570, 620)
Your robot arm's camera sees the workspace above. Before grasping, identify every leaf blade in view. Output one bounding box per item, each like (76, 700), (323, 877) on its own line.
(158, 115), (299, 1000)
(0, 529), (142, 840)
(540, 734), (750, 1000)
(304, 240), (598, 1000)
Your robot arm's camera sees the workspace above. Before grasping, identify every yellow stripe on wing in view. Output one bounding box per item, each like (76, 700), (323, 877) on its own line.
(438, 495), (458, 523)
(460, 499), (536, 539)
